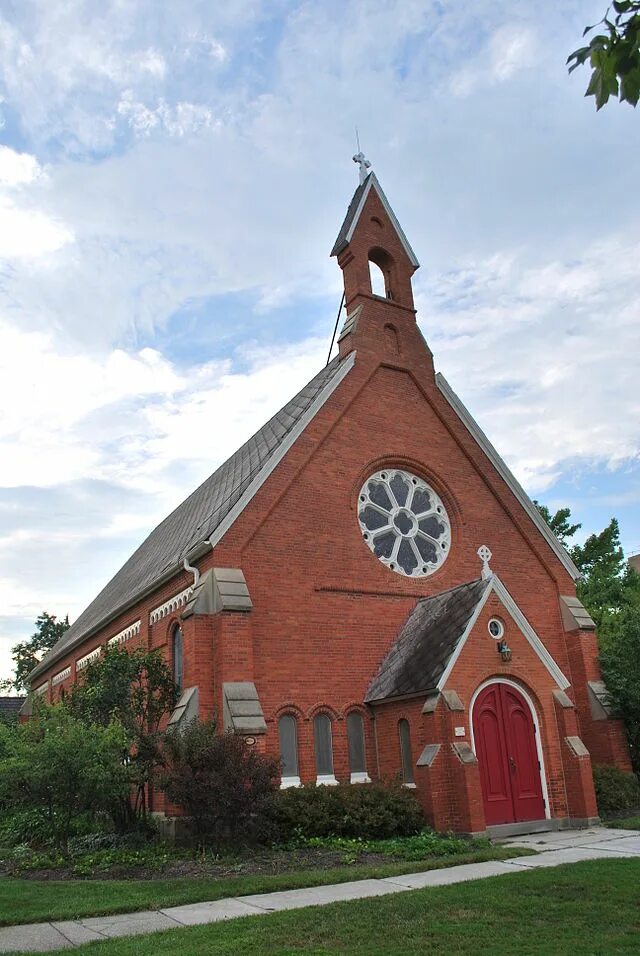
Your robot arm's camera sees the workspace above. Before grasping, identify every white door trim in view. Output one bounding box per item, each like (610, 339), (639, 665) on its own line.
(470, 678), (551, 821)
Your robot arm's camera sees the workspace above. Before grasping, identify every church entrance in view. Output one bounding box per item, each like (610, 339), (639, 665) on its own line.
(472, 681), (546, 826)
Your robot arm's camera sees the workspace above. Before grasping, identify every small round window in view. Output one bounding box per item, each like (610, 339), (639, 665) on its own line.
(358, 469), (451, 577)
(488, 618), (504, 640)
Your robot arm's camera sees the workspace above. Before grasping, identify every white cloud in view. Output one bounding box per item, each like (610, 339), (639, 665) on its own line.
(0, 146), (74, 259)
(0, 197), (73, 259)
(117, 91), (216, 137)
(0, 144), (41, 185)
(419, 233), (640, 492)
(0, 0), (639, 680)
(490, 26), (535, 81)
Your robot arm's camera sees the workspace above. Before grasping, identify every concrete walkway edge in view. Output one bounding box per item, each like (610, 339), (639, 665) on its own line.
(1, 827), (639, 953)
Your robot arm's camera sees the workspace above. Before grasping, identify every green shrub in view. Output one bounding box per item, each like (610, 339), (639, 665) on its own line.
(161, 719), (280, 852)
(271, 780), (424, 841)
(593, 764), (640, 818)
(0, 705), (133, 851)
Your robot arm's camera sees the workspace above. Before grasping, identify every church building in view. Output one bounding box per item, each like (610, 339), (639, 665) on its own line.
(29, 158), (631, 835)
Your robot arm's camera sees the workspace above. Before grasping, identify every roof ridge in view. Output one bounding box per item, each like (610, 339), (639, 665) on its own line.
(30, 353), (354, 682)
(414, 576), (485, 605)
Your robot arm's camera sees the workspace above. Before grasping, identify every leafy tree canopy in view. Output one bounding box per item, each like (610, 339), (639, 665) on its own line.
(1, 612), (69, 694)
(533, 501), (581, 547)
(68, 645), (177, 822)
(568, 2), (640, 109)
(536, 502), (640, 772)
(0, 704), (131, 851)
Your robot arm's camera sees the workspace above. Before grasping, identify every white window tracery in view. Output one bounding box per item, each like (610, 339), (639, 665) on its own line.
(358, 469), (451, 577)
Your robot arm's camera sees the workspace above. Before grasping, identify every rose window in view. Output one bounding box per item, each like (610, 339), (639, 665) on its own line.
(358, 469), (451, 577)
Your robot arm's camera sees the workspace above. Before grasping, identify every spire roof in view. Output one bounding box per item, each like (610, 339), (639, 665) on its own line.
(330, 172), (419, 268)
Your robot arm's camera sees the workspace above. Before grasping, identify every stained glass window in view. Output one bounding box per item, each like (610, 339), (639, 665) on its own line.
(347, 712), (367, 776)
(358, 469), (451, 577)
(313, 714), (334, 778)
(172, 625), (183, 695)
(399, 719), (415, 785)
(278, 715), (299, 780)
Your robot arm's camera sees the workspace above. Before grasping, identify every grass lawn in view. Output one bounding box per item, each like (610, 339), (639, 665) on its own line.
(0, 845), (530, 927)
(607, 816), (640, 830)
(13, 858), (640, 955)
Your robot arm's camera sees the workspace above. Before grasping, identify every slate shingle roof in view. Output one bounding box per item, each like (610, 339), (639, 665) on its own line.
(0, 697), (25, 722)
(365, 578), (490, 702)
(31, 355), (351, 680)
(330, 175), (370, 257)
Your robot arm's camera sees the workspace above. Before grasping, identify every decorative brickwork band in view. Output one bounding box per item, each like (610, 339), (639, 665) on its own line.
(76, 647), (101, 671)
(51, 666), (71, 686)
(149, 587), (194, 625)
(107, 620), (141, 646)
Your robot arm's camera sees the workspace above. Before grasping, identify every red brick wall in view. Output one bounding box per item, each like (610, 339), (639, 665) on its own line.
(32, 181), (630, 830)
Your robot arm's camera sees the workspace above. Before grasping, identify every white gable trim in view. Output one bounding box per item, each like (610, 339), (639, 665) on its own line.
(436, 582), (494, 691)
(207, 350), (357, 550)
(344, 175), (420, 268)
(437, 574), (570, 692)
(435, 373), (581, 582)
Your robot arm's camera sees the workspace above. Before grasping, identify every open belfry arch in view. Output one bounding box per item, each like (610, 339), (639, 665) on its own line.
(28, 155), (631, 834)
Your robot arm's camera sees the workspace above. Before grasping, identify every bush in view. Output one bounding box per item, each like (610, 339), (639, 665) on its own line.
(271, 780), (424, 842)
(161, 719), (280, 852)
(0, 809), (107, 849)
(593, 764), (640, 819)
(0, 705), (133, 851)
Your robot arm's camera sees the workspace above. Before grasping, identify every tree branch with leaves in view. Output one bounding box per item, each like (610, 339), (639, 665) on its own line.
(568, 2), (640, 109)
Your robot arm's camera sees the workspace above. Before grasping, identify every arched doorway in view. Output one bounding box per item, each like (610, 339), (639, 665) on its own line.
(472, 681), (546, 826)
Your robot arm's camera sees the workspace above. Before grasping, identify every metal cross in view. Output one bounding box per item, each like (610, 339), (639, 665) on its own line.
(352, 151), (371, 184)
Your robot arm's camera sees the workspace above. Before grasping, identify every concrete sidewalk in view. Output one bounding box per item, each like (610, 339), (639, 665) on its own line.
(1, 826), (639, 953)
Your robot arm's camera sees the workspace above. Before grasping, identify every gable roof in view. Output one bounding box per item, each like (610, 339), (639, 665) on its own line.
(366, 570), (570, 705)
(436, 573), (570, 691)
(330, 173), (420, 268)
(30, 352), (355, 681)
(365, 578), (490, 703)
(435, 373), (581, 582)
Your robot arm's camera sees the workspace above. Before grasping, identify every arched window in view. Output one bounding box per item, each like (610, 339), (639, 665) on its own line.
(313, 713), (336, 785)
(172, 625), (183, 695)
(369, 259), (386, 297)
(368, 247), (394, 300)
(398, 719), (415, 786)
(278, 715), (300, 787)
(347, 712), (370, 783)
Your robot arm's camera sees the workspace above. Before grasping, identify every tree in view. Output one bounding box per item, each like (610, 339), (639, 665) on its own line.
(68, 645), (177, 824)
(536, 502), (640, 772)
(533, 501), (581, 548)
(568, 2), (640, 110)
(0, 704), (131, 851)
(161, 718), (280, 852)
(1, 612), (69, 693)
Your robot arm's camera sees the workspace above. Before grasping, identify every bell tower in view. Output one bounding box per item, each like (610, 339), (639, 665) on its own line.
(331, 154), (422, 362)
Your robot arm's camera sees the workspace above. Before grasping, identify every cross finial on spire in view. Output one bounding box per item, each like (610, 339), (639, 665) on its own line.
(477, 545), (493, 580)
(352, 151), (371, 185)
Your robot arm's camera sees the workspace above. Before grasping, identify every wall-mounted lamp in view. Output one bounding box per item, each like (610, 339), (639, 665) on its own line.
(497, 639), (512, 663)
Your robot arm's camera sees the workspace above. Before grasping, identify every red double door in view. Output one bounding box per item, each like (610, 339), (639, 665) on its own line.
(473, 683), (545, 826)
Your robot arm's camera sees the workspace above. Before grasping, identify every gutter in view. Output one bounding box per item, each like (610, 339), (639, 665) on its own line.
(28, 539), (212, 683)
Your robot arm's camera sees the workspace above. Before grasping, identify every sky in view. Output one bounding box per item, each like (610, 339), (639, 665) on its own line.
(0, 0), (638, 683)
